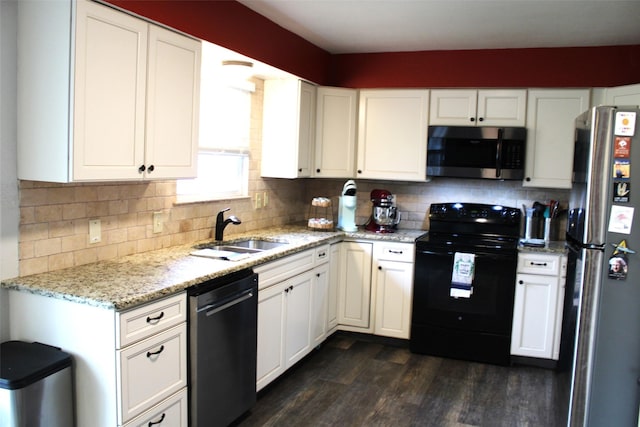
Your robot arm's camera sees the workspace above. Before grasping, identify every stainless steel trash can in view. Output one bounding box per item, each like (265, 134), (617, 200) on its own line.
(0, 341), (73, 427)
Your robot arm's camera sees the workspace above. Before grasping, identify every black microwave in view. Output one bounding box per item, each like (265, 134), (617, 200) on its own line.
(427, 126), (527, 180)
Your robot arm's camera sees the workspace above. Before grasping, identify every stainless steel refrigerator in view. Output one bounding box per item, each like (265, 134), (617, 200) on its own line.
(561, 105), (640, 426)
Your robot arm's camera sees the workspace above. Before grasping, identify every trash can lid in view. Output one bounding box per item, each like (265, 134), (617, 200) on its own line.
(1, 341), (72, 390)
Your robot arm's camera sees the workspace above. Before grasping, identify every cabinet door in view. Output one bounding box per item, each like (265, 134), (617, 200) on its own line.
(510, 273), (559, 359)
(477, 89), (527, 126)
(606, 83), (640, 106)
(145, 25), (200, 179)
(311, 264), (330, 346)
(373, 259), (413, 339)
(338, 242), (373, 328)
(524, 89), (590, 188)
(123, 388), (187, 427)
(429, 89), (477, 125)
(285, 271), (314, 367)
(315, 87), (358, 177)
(256, 282), (286, 391)
(261, 79), (316, 178)
(357, 90), (429, 181)
(117, 324), (187, 424)
(327, 243), (341, 330)
(297, 81), (316, 177)
(73, 0), (148, 180)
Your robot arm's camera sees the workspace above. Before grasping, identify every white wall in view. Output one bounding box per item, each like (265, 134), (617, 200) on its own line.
(1, 0), (20, 341)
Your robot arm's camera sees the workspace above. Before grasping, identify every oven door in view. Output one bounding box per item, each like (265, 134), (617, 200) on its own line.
(412, 245), (517, 334)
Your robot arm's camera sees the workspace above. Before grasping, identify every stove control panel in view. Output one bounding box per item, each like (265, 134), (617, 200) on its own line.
(429, 202), (521, 225)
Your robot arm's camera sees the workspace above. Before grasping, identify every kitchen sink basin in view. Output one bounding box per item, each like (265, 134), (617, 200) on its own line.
(228, 239), (289, 250)
(191, 239), (289, 261)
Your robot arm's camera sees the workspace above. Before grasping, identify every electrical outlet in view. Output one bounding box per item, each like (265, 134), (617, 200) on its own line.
(255, 193), (262, 209)
(153, 212), (163, 234)
(89, 219), (101, 244)
(263, 191), (269, 207)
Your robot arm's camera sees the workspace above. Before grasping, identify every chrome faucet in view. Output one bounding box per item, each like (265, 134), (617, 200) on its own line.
(215, 208), (241, 241)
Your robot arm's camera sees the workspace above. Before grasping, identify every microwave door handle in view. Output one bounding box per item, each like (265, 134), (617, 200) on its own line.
(495, 128), (504, 178)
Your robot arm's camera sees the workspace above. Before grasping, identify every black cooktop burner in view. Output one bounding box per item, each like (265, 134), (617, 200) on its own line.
(427, 202), (521, 238)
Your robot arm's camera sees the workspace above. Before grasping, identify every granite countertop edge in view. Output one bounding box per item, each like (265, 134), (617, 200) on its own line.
(2, 225), (426, 311)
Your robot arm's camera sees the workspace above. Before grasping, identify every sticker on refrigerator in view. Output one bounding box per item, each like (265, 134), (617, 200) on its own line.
(614, 137), (631, 158)
(608, 205), (634, 234)
(614, 159), (630, 179)
(613, 182), (630, 203)
(608, 240), (634, 281)
(615, 111), (636, 136)
(608, 254), (628, 280)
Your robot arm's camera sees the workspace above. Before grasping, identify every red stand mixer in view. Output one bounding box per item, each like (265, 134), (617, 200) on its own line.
(365, 189), (401, 233)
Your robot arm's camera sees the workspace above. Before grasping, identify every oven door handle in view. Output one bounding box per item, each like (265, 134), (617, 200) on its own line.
(417, 250), (456, 256)
(495, 128), (504, 178)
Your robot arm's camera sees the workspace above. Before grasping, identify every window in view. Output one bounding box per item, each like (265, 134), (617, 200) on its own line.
(177, 43), (253, 203)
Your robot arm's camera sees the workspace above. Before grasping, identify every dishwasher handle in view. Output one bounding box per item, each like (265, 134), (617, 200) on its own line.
(197, 288), (255, 317)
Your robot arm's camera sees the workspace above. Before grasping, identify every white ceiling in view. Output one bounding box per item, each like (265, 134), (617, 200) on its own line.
(237, 0), (640, 54)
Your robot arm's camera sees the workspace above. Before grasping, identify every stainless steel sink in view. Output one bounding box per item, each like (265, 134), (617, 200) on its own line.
(228, 239), (289, 250)
(191, 239), (289, 260)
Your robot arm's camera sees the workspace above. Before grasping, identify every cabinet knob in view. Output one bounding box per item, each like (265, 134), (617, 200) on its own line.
(298, 168), (302, 172)
(317, 273), (320, 277)
(147, 164), (155, 173)
(469, 117), (475, 122)
(357, 169), (362, 174)
(525, 177), (531, 182)
(478, 117), (484, 122)
(378, 266), (382, 270)
(518, 280), (524, 285)
(138, 165), (146, 173)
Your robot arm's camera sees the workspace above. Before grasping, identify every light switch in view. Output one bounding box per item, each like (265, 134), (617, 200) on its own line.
(89, 219), (101, 244)
(153, 212), (163, 234)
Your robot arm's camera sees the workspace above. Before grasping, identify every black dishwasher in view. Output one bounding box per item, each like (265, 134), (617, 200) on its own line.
(188, 269), (258, 427)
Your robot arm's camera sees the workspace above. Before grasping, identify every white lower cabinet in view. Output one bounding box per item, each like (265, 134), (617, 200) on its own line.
(256, 245), (331, 391)
(337, 241), (373, 330)
(123, 388), (188, 427)
(511, 252), (567, 359)
(117, 324), (187, 423)
(337, 241), (414, 338)
(372, 243), (414, 339)
(8, 291), (188, 426)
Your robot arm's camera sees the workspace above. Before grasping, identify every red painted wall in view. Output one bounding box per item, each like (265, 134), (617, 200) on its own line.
(330, 46), (640, 88)
(104, 0), (332, 84)
(105, 0), (640, 88)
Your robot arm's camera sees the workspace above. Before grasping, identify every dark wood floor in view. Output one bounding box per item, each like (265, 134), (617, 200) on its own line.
(237, 332), (569, 427)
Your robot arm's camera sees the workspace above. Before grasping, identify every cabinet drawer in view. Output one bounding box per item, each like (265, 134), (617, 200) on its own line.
(117, 324), (187, 424)
(373, 242), (414, 263)
(315, 244), (330, 265)
(255, 249), (315, 290)
(123, 388), (187, 427)
(117, 293), (186, 348)
(517, 253), (561, 276)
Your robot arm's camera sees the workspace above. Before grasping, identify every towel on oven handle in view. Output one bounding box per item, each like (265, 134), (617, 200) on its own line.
(451, 252), (475, 298)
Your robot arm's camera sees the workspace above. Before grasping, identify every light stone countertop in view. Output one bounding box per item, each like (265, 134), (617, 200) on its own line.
(518, 240), (568, 255)
(1, 225), (426, 311)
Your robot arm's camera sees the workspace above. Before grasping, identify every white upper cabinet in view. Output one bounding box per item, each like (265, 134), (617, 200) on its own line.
(142, 26), (201, 180)
(261, 79), (316, 178)
(357, 89), (429, 181)
(429, 89), (527, 126)
(524, 89), (591, 188)
(17, 0), (200, 182)
(605, 83), (640, 107)
(314, 87), (358, 178)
